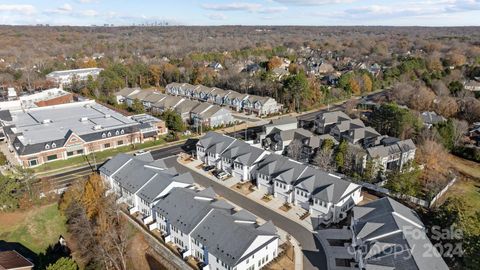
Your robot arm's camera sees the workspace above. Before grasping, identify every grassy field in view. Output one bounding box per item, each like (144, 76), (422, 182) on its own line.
(0, 204), (67, 254)
(447, 154), (480, 180)
(33, 137), (170, 173)
(444, 154), (480, 212)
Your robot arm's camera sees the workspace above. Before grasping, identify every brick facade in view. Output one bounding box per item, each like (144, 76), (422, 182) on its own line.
(19, 132), (142, 167)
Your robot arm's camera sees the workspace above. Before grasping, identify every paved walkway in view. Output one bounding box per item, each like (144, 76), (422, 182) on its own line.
(183, 159), (314, 232)
(169, 156), (328, 270)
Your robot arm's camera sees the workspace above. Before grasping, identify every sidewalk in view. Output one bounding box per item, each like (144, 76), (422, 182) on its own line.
(192, 166), (304, 270)
(35, 138), (193, 177)
(181, 158), (314, 232)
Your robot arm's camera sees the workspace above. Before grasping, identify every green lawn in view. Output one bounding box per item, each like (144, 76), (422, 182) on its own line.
(447, 179), (480, 210)
(0, 204), (67, 254)
(33, 137), (172, 173)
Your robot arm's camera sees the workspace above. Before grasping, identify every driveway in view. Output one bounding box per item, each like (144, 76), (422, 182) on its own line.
(162, 156), (328, 270)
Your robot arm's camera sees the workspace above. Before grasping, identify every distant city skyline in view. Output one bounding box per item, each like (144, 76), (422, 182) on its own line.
(1, 0), (480, 26)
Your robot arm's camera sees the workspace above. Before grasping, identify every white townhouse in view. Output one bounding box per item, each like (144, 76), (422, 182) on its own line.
(243, 95), (282, 116)
(99, 152), (194, 223)
(220, 140), (269, 181)
(293, 167), (362, 223)
(196, 131), (236, 167)
(197, 132), (363, 225)
(152, 187), (279, 270)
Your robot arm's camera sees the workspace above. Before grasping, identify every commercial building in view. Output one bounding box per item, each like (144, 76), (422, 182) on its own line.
(46, 68), (103, 86)
(0, 100), (142, 167)
(0, 88), (73, 111)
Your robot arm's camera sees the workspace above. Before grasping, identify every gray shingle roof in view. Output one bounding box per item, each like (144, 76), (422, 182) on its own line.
(191, 209), (277, 267)
(221, 140), (266, 166)
(353, 197), (449, 270)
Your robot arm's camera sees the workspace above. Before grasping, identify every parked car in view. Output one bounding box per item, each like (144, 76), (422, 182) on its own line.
(215, 171), (230, 180)
(203, 165), (216, 171)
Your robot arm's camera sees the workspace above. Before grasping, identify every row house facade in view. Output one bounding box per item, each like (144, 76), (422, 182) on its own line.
(196, 132), (363, 225)
(99, 153), (280, 270)
(166, 83), (282, 116)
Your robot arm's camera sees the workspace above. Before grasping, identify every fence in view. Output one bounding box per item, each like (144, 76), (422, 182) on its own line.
(360, 176), (457, 209)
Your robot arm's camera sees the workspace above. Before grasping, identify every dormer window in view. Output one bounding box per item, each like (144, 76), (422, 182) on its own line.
(51, 143), (56, 148)
(115, 130), (120, 136)
(102, 133), (106, 138)
(45, 144), (50, 150)
(107, 132), (111, 137)
(120, 129), (125, 135)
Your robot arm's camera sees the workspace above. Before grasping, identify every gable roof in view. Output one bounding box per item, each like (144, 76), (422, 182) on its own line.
(353, 197), (449, 270)
(191, 209), (277, 267)
(136, 170), (194, 204)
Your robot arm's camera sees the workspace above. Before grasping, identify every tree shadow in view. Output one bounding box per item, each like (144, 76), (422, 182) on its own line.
(35, 237), (71, 270)
(0, 240), (37, 263)
(145, 253), (167, 270)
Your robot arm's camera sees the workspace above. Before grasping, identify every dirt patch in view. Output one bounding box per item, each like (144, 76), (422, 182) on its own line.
(232, 182), (255, 195)
(127, 233), (151, 270)
(279, 204), (292, 212)
(261, 196), (272, 203)
(265, 242), (294, 270)
(358, 191), (380, 206)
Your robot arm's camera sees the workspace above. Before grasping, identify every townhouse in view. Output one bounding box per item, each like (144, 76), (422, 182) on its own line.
(99, 152), (194, 220)
(314, 110), (416, 173)
(100, 153), (280, 270)
(196, 132), (363, 225)
(152, 188), (279, 270)
(165, 83), (282, 116)
(365, 138), (416, 172)
(314, 111), (351, 134)
(350, 197), (448, 270)
(173, 99), (200, 122)
(151, 96), (185, 114)
(190, 103), (235, 128)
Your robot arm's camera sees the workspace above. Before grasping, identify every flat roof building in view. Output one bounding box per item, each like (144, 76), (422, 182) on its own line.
(46, 68), (103, 86)
(1, 100), (141, 167)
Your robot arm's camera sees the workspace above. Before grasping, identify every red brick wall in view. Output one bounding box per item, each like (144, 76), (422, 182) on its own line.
(34, 93), (74, 107)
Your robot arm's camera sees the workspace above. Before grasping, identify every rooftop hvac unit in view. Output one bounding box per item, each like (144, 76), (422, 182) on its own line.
(42, 119), (52, 124)
(105, 114), (111, 118)
(93, 125), (102, 130)
(80, 117), (88, 122)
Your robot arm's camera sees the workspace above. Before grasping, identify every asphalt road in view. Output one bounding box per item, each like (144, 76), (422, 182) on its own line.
(162, 156), (327, 270)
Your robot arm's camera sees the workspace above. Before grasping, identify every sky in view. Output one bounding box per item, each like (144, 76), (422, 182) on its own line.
(1, 0), (480, 26)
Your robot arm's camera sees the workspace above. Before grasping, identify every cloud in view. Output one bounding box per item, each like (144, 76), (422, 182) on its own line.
(59, 4), (73, 12)
(79, 9), (98, 17)
(259, 6), (288, 14)
(201, 2), (287, 14)
(0, 4), (36, 15)
(78, 0), (97, 3)
(201, 2), (262, 12)
(207, 13), (228, 20)
(272, 0), (355, 5)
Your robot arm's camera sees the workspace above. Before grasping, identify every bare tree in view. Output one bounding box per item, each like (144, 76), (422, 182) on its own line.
(452, 119), (469, 147)
(312, 148), (334, 173)
(286, 139), (303, 161)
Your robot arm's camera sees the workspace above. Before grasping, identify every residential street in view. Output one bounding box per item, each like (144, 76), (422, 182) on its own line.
(162, 156), (328, 270)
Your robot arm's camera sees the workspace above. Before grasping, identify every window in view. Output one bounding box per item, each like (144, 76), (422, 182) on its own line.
(28, 159), (38, 167)
(115, 130), (120, 136)
(47, 154), (57, 161)
(102, 133), (106, 138)
(104, 143), (111, 149)
(120, 129), (125, 134)
(67, 151), (74, 157)
(107, 132), (112, 137)
(45, 144), (50, 150)
(51, 143), (56, 148)
(77, 149), (84, 155)
(117, 140), (124, 146)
